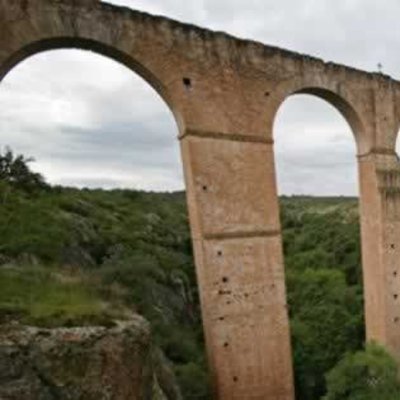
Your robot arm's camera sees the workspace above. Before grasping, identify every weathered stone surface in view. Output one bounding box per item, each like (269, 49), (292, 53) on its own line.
(2, 1), (400, 399)
(0, 317), (182, 400)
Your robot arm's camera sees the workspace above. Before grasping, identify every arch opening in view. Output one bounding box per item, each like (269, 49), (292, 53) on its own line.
(0, 37), (183, 131)
(0, 47), (210, 398)
(274, 93), (358, 195)
(273, 93), (364, 400)
(270, 86), (367, 155)
(394, 126), (400, 160)
(295, 88), (365, 151)
(0, 47), (183, 190)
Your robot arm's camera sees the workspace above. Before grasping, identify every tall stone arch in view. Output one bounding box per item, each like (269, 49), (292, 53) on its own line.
(2, 1), (400, 399)
(265, 67), (400, 393)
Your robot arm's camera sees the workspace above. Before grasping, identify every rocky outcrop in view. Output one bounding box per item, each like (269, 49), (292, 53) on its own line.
(0, 316), (182, 400)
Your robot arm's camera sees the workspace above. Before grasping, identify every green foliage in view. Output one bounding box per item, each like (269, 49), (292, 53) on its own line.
(281, 196), (365, 399)
(323, 343), (400, 400)
(0, 147), (47, 193)
(0, 176), (371, 400)
(281, 196), (362, 285)
(288, 269), (364, 399)
(175, 361), (212, 399)
(0, 183), (208, 397)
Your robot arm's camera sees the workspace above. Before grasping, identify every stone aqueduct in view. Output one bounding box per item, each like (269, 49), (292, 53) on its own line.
(2, 0), (400, 399)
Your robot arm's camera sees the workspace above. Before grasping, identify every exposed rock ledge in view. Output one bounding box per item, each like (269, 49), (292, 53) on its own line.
(0, 316), (182, 400)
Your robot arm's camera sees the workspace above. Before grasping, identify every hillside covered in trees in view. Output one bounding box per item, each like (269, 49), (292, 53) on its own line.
(1, 149), (400, 399)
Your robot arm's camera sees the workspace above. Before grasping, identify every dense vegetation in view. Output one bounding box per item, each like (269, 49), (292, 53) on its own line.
(0, 149), (399, 399)
(323, 343), (400, 400)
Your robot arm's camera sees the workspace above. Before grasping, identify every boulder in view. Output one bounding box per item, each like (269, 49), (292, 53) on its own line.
(0, 316), (182, 400)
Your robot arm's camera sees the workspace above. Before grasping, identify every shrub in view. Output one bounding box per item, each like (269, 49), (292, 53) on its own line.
(323, 343), (400, 400)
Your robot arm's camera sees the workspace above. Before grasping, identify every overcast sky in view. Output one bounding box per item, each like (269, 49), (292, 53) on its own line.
(1, 0), (400, 195)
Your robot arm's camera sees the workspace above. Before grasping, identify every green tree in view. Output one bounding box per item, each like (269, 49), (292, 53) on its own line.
(0, 147), (47, 193)
(323, 343), (400, 400)
(287, 268), (364, 399)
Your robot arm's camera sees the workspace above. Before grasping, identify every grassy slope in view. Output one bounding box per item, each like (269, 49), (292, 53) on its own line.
(0, 265), (112, 326)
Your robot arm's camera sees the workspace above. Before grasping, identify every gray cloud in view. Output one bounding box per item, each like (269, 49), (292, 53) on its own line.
(1, 0), (399, 194)
(0, 48), (182, 191)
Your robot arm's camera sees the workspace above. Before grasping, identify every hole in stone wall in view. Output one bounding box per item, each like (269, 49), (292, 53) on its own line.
(183, 77), (192, 88)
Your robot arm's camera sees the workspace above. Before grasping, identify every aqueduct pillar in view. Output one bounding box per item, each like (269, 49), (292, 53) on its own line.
(2, 1), (400, 399)
(355, 78), (400, 361)
(180, 129), (294, 399)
